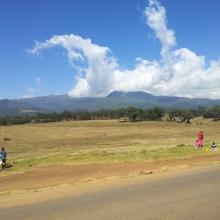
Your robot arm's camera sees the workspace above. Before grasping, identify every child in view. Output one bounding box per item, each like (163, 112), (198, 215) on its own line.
(211, 142), (217, 151)
(195, 139), (200, 149)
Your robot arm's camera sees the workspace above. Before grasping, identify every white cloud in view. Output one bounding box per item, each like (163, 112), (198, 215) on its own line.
(28, 0), (220, 99)
(22, 88), (35, 98)
(145, 0), (176, 58)
(28, 35), (118, 97)
(35, 77), (42, 84)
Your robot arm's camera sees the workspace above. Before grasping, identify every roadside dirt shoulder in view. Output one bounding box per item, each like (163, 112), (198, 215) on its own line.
(0, 154), (220, 208)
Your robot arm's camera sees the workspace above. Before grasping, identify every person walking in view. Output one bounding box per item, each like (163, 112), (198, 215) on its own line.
(1, 147), (7, 169)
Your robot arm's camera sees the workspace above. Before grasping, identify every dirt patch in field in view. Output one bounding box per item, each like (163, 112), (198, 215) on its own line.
(0, 154), (219, 192)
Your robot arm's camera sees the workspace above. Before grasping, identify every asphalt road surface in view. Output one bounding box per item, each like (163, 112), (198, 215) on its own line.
(1, 166), (220, 220)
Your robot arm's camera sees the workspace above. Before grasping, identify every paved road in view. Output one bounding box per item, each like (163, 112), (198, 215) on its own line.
(1, 166), (220, 220)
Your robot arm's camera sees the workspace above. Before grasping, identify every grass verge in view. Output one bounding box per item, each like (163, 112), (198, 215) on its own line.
(6, 145), (219, 174)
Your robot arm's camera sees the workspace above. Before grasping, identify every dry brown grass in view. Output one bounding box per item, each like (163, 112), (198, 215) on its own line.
(0, 118), (220, 172)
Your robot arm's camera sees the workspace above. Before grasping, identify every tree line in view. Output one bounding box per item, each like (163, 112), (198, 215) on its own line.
(0, 105), (220, 126)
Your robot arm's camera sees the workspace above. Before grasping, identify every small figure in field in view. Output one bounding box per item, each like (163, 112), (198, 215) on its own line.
(211, 142), (217, 151)
(1, 147), (7, 170)
(195, 139), (200, 149)
(197, 131), (204, 148)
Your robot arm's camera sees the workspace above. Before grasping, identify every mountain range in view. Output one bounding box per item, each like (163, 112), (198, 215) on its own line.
(1, 91), (220, 116)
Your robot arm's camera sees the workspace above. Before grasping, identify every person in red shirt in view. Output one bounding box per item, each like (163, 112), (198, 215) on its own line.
(197, 131), (204, 147)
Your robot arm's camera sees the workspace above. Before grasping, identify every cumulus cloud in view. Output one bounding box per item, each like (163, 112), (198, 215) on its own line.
(28, 0), (220, 99)
(145, 0), (176, 58)
(28, 35), (118, 97)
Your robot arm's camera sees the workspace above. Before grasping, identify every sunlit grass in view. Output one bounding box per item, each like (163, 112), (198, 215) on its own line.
(0, 118), (220, 174)
(10, 145), (215, 173)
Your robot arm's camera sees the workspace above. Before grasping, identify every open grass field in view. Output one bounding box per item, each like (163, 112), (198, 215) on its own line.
(0, 118), (220, 174)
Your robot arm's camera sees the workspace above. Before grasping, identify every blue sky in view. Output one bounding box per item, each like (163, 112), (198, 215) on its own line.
(0, 0), (220, 99)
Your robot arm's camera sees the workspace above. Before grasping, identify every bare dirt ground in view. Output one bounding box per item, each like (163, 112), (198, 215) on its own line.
(0, 153), (219, 208)
(1, 154), (218, 192)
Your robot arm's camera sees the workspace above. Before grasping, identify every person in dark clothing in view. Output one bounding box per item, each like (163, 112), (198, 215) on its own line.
(1, 148), (7, 169)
